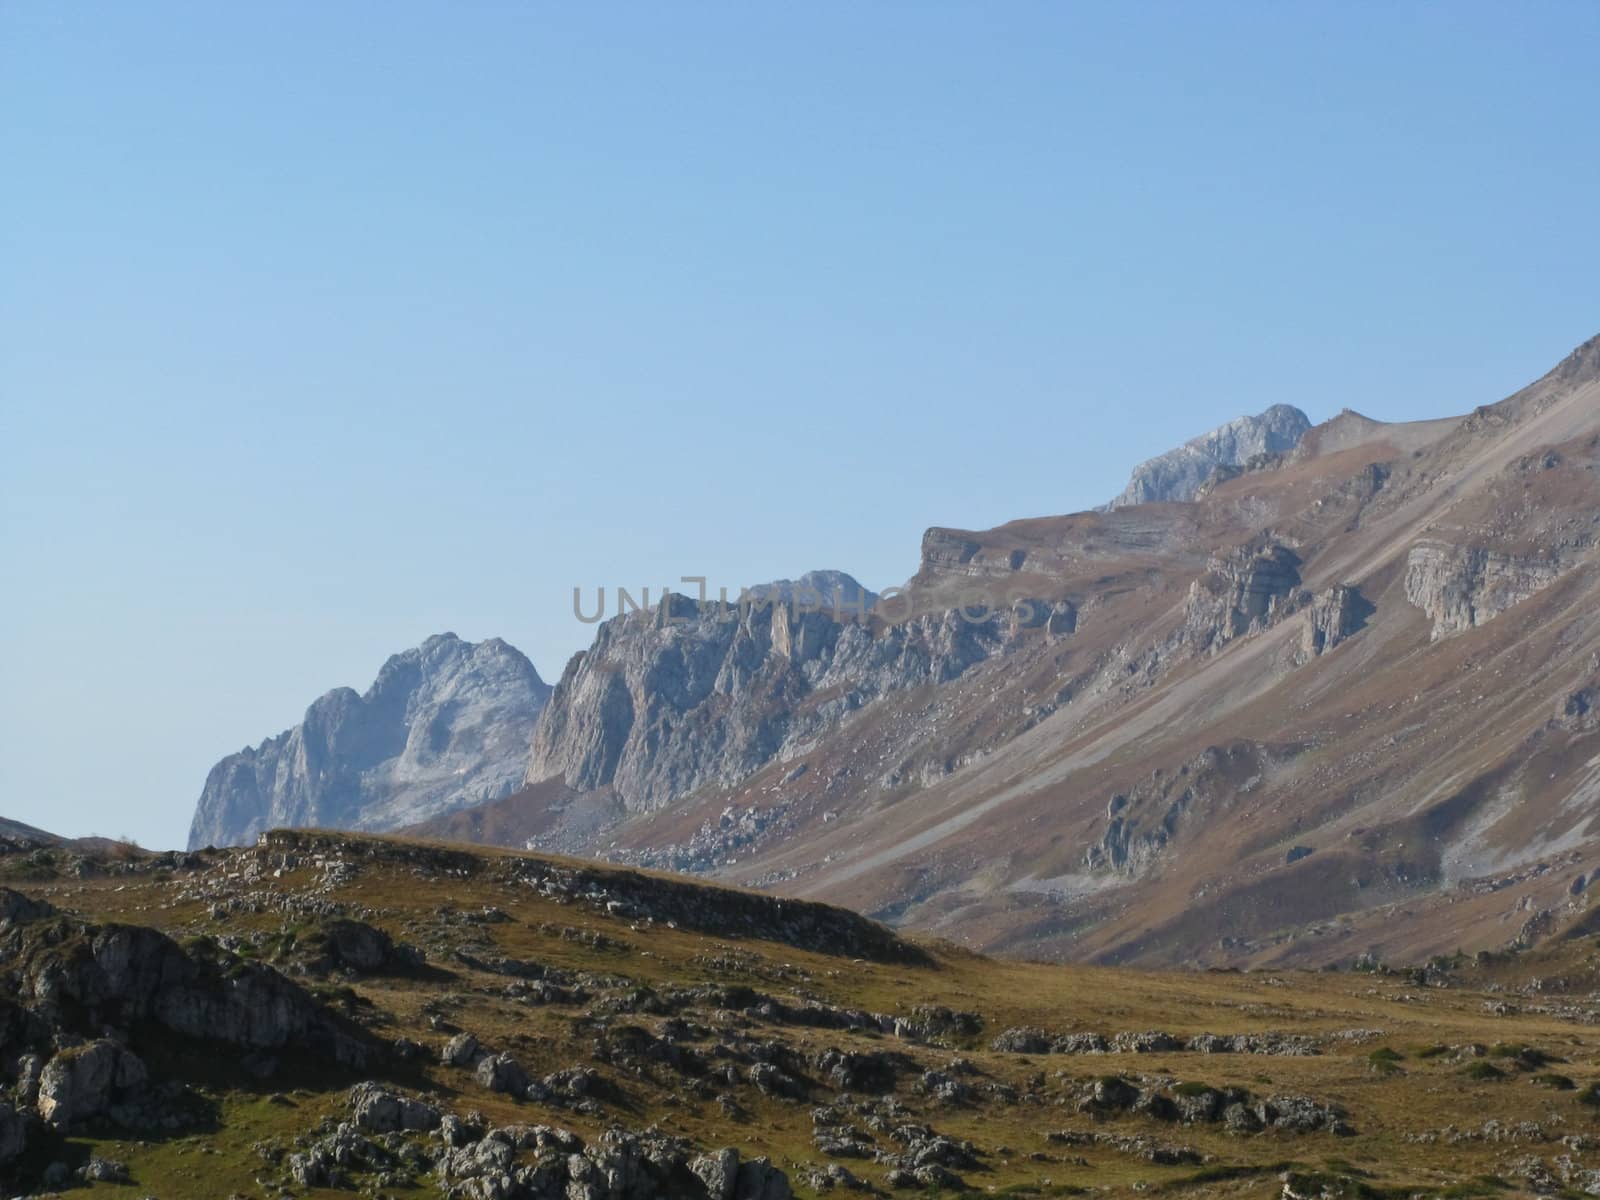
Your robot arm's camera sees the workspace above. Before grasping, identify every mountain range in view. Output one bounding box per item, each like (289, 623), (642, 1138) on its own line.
(187, 335), (1600, 969)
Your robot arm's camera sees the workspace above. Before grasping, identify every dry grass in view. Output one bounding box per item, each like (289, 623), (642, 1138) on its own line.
(8, 832), (1600, 1198)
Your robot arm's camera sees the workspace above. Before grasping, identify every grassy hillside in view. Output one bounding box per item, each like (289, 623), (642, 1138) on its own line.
(5, 829), (1600, 1198)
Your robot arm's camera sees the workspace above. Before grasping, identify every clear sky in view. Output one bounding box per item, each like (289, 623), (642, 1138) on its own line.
(2, 3), (1596, 849)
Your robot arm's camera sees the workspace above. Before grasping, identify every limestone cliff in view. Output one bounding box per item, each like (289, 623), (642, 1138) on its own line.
(1107, 404), (1312, 509)
(189, 634), (549, 848)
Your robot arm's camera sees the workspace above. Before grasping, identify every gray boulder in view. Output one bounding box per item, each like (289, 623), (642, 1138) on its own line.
(347, 1082), (441, 1133)
(36, 1039), (146, 1129)
(78, 1156), (131, 1183)
(688, 1147), (792, 1200)
(474, 1052), (531, 1096)
(442, 1032), (482, 1067)
(692, 1147), (741, 1200)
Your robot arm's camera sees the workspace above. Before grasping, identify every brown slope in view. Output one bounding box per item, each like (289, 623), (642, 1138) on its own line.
(430, 333), (1600, 968)
(752, 335), (1600, 960)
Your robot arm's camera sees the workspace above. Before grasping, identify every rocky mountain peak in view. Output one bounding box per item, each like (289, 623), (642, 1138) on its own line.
(1106, 403), (1313, 509)
(745, 569), (878, 611)
(1549, 330), (1600, 387)
(188, 634), (551, 849)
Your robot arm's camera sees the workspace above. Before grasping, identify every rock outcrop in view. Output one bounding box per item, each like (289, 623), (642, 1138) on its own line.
(1404, 541), (1565, 640)
(0, 883), (372, 1155)
(0, 888), (372, 1077)
(1107, 404), (1311, 509)
(1183, 543), (1304, 653)
(36, 1040), (147, 1129)
(526, 575), (1008, 814)
(1084, 743), (1282, 877)
(189, 633), (550, 848)
(1300, 584), (1373, 660)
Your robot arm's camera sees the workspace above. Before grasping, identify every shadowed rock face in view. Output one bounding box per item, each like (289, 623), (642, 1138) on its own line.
(189, 634), (550, 849)
(0, 888), (371, 1071)
(1107, 404), (1312, 509)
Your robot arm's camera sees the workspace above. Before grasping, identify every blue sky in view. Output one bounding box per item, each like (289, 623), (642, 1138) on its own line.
(2, 2), (1596, 848)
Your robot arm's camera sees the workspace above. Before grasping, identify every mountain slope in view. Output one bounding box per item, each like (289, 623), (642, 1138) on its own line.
(422, 334), (1600, 969)
(189, 633), (550, 849)
(0, 817), (64, 844)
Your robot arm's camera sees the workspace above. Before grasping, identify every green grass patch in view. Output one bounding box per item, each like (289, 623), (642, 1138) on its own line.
(1487, 1042), (1551, 1066)
(1368, 1046), (1405, 1075)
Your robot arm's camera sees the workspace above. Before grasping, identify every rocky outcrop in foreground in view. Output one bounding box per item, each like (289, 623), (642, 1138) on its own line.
(0, 884), (372, 1169)
(284, 1101), (795, 1200)
(1106, 403), (1311, 509)
(190, 633), (550, 848)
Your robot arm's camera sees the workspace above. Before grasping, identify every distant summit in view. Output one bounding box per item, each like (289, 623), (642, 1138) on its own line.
(1106, 403), (1312, 508)
(745, 569), (878, 611)
(188, 633), (550, 849)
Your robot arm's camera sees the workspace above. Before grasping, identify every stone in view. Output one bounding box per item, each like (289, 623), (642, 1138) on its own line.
(36, 1039), (146, 1129)
(1091, 1076), (1140, 1111)
(322, 918), (394, 972)
(475, 1052), (531, 1096)
(748, 1061), (804, 1100)
(1111, 1030), (1185, 1053)
(78, 1156), (131, 1183)
(1223, 1101), (1263, 1133)
(691, 1147), (741, 1200)
(347, 1082), (441, 1132)
(817, 1048), (900, 1094)
(913, 1163), (966, 1190)
(442, 1032), (481, 1067)
(1256, 1093), (1350, 1134)
(990, 1027), (1052, 1054)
